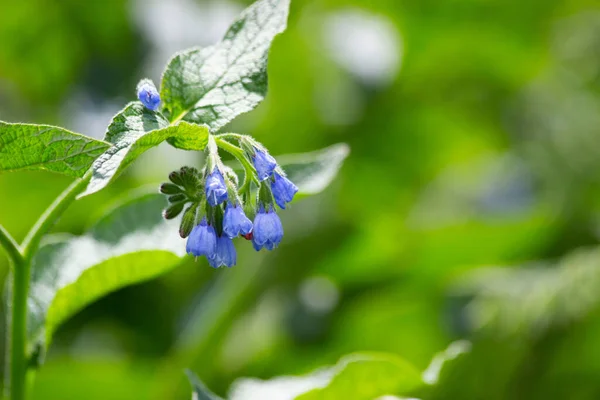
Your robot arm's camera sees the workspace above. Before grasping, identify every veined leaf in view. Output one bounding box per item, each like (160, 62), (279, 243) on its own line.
(81, 102), (209, 197)
(228, 353), (423, 400)
(27, 192), (185, 355)
(278, 143), (350, 198)
(0, 121), (110, 177)
(230, 143), (349, 198)
(161, 0), (290, 131)
(28, 143), (347, 358)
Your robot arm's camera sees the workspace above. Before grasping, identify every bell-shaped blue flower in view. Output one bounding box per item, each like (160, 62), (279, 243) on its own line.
(223, 203), (253, 238)
(271, 172), (299, 209)
(208, 235), (237, 268)
(137, 80), (161, 111)
(252, 148), (277, 181)
(205, 168), (228, 206)
(186, 218), (217, 259)
(252, 206), (283, 251)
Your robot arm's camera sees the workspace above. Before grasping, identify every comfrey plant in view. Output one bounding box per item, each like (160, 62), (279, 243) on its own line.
(0, 0), (349, 399)
(159, 129), (298, 268)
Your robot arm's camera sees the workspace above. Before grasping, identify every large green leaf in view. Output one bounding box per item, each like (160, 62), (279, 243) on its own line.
(27, 192), (184, 355)
(228, 353), (423, 400)
(81, 102), (210, 197)
(160, 0), (290, 131)
(278, 143), (350, 198)
(0, 121), (110, 177)
(27, 140), (347, 358)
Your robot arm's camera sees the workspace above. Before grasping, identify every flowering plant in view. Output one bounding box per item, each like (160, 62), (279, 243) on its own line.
(0, 0), (349, 398)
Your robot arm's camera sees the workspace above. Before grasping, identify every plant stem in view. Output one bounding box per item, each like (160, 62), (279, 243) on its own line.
(214, 132), (244, 141)
(214, 137), (258, 193)
(2, 172), (91, 400)
(9, 257), (28, 400)
(21, 172), (91, 261)
(0, 225), (23, 266)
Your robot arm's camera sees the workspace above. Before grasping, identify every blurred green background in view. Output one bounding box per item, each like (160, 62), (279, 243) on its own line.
(2, 0), (600, 398)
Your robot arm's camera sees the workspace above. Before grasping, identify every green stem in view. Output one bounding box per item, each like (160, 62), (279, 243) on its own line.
(21, 172), (91, 261)
(0, 226), (23, 265)
(214, 132), (244, 141)
(9, 257), (28, 400)
(2, 172), (91, 400)
(214, 137), (258, 194)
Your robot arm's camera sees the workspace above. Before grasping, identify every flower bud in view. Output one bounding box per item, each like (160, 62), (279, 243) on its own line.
(163, 202), (185, 220)
(168, 194), (186, 203)
(160, 183), (182, 195)
(169, 171), (185, 186)
(179, 204), (198, 238)
(137, 79), (161, 111)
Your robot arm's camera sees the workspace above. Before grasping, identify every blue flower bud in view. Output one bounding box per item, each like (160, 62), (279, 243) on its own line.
(137, 79), (161, 111)
(208, 235), (237, 268)
(186, 218), (217, 259)
(223, 203), (253, 238)
(205, 168), (228, 206)
(252, 206), (283, 251)
(252, 148), (277, 181)
(271, 172), (299, 209)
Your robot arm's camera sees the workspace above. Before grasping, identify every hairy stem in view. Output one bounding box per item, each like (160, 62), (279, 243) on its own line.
(21, 172), (91, 261)
(4, 172), (91, 400)
(214, 137), (258, 194)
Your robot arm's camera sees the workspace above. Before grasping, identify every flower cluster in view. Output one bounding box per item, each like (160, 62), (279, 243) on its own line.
(159, 136), (298, 268)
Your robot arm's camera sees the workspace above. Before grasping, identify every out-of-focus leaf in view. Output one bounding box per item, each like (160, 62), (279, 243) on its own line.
(186, 370), (224, 400)
(229, 353), (423, 400)
(422, 341), (471, 385)
(160, 0), (290, 131)
(278, 143), (350, 198)
(454, 247), (600, 337)
(0, 121), (109, 177)
(31, 358), (155, 400)
(27, 192), (185, 356)
(81, 102), (209, 197)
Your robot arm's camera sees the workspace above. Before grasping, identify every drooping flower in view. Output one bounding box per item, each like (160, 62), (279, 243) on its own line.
(252, 206), (284, 251)
(205, 168), (228, 206)
(252, 148), (277, 181)
(223, 203), (253, 238)
(137, 80), (161, 111)
(209, 235), (237, 268)
(271, 172), (298, 209)
(186, 218), (217, 259)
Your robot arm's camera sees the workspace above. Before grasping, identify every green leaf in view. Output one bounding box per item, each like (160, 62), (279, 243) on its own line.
(27, 191), (185, 355)
(228, 353), (423, 400)
(278, 143), (350, 198)
(0, 121), (110, 177)
(186, 370), (224, 400)
(161, 0), (290, 131)
(454, 247), (600, 337)
(80, 102), (209, 197)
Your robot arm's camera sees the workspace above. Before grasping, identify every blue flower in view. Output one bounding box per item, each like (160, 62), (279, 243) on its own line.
(205, 168), (228, 206)
(271, 172), (298, 209)
(137, 80), (161, 111)
(252, 206), (283, 251)
(186, 218), (217, 259)
(252, 148), (277, 181)
(223, 203), (253, 238)
(209, 235), (237, 268)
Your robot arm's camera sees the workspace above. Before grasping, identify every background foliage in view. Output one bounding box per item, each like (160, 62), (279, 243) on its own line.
(1, 0), (600, 399)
